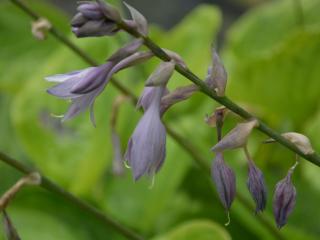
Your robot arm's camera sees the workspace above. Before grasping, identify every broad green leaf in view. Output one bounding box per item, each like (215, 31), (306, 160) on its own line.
(224, 29), (320, 127)
(152, 220), (231, 240)
(225, 0), (320, 59)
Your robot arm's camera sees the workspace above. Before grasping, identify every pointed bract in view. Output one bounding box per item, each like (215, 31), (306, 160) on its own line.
(247, 160), (267, 213)
(205, 49), (227, 96)
(212, 152), (236, 210)
(124, 2), (148, 36)
(273, 170), (296, 228)
(211, 119), (258, 152)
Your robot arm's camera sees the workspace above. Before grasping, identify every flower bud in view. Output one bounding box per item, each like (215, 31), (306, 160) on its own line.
(205, 48), (227, 97)
(31, 18), (51, 40)
(211, 119), (258, 152)
(96, 0), (121, 22)
(71, 1), (120, 38)
(273, 170), (296, 228)
(124, 2), (148, 36)
(212, 152), (236, 210)
(145, 61), (175, 87)
(247, 160), (267, 213)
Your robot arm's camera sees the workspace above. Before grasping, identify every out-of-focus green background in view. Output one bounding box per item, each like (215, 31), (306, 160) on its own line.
(1, 0), (320, 239)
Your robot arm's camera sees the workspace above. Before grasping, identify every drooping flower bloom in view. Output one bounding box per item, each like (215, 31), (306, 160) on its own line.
(273, 169), (296, 229)
(46, 40), (147, 125)
(125, 61), (175, 180)
(247, 159), (267, 213)
(212, 152), (236, 210)
(71, 0), (121, 38)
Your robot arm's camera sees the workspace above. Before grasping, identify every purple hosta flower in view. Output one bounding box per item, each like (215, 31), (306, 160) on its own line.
(125, 86), (167, 180)
(125, 62), (175, 180)
(46, 40), (148, 125)
(71, 1), (121, 38)
(46, 62), (114, 125)
(273, 169), (296, 229)
(247, 159), (267, 213)
(212, 152), (236, 210)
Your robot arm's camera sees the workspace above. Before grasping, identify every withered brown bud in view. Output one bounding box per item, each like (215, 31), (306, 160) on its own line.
(273, 170), (296, 229)
(247, 160), (267, 213)
(212, 152), (236, 210)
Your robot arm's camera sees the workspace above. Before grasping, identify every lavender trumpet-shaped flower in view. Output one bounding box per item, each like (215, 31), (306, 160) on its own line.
(247, 159), (267, 213)
(46, 40), (145, 125)
(212, 152), (236, 210)
(71, 1), (121, 38)
(125, 62), (175, 180)
(273, 169), (296, 229)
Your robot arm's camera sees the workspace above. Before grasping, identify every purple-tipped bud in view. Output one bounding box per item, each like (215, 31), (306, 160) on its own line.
(205, 48), (227, 97)
(212, 152), (236, 210)
(71, 1), (120, 38)
(247, 160), (267, 213)
(108, 39), (143, 62)
(273, 170), (296, 229)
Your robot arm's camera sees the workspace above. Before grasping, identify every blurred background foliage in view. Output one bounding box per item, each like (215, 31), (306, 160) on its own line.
(0, 0), (320, 239)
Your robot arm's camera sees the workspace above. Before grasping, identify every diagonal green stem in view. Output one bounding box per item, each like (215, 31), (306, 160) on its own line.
(10, 0), (284, 238)
(0, 152), (144, 240)
(117, 21), (320, 168)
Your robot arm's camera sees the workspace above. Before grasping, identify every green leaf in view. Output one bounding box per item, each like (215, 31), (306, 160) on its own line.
(224, 28), (320, 127)
(152, 220), (231, 240)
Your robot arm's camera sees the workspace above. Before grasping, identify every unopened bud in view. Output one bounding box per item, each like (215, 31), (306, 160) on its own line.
(96, 0), (121, 22)
(247, 160), (267, 213)
(212, 152), (236, 210)
(145, 61), (175, 87)
(211, 119), (258, 152)
(205, 48), (227, 97)
(273, 170), (296, 229)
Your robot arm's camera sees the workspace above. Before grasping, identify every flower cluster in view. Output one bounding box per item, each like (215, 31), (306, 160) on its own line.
(44, 0), (316, 230)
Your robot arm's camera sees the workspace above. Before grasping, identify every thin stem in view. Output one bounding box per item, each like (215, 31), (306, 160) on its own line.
(243, 145), (251, 162)
(10, 1), (283, 238)
(0, 152), (144, 240)
(117, 21), (320, 168)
